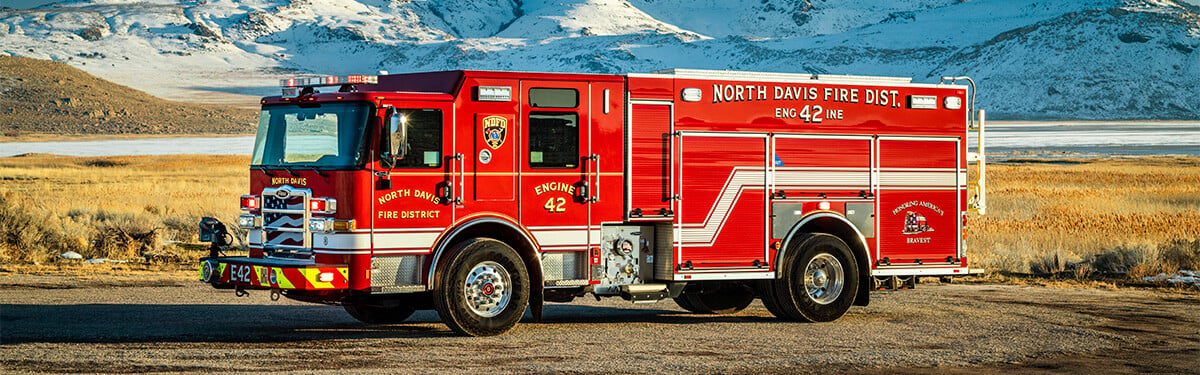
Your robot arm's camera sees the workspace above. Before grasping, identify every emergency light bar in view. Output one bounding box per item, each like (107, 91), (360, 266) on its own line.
(279, 75), (378, 96)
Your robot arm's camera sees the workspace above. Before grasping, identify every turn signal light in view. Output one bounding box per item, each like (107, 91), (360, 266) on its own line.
(309, 218), (355, 233)
(240, 195), (258, 211)
(331, 219), (355, 231)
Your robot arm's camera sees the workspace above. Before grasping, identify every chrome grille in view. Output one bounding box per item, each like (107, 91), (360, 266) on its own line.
(261, 186), (311, 259)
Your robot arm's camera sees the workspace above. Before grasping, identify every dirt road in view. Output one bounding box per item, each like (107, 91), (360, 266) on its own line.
(1, 275), (1197, 374)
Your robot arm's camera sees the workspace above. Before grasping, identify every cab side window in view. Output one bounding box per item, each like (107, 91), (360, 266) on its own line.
(528, 112), (578, 169)
(528, 88), (579, 169)
(392, 108), (443, 168)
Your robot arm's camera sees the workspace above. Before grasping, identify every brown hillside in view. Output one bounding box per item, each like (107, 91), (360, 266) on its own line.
(0, 56), (256, 135)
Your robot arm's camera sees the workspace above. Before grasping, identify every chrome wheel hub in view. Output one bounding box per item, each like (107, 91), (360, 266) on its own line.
(464, 261), (511, 318)
(804, 253), (844, 305)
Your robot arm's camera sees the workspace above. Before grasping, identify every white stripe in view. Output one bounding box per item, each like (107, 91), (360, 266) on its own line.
(314, 250), (372, 255)
(369, 249), (430, 255)
(670, 271), (775, 281)
(373, 231), (441, 249)
(879, 171), (958, 187)
(872, 267), (968, 276)
(774, 170), (870, 187)
(531, 229), (589, 246)
(315, 232), (370, 250)
(527, 225), (590, 230)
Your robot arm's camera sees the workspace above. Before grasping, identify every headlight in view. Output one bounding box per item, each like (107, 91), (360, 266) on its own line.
(309, 217), (332, 233)
(237, 214), (258, 229)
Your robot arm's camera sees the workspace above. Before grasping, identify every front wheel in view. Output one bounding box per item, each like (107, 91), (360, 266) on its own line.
(762, 233), (858, 322)
(433, 238), (530, 336)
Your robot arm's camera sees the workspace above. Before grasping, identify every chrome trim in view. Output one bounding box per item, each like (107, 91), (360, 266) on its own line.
(260, 185), (313, 259)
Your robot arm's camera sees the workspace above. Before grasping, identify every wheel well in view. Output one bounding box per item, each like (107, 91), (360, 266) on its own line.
(428, 219), (543, 301)
(781, 214), (872, 307)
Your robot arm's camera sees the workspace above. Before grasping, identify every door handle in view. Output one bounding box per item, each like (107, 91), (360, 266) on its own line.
(453, 153), (464, 204)
(590, 154), (600, 203)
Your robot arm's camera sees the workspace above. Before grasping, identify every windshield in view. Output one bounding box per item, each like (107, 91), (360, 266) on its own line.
(251, 102), (372, 168)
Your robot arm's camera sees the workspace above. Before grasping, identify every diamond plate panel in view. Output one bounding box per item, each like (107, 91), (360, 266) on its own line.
(371, 255), (425, 287)
(542, 252), (586, 281)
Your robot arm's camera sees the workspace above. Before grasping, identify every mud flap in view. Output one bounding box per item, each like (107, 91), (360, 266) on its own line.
(531, 286), (544, 321)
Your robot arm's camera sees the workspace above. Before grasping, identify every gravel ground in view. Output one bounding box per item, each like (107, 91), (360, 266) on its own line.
(0, 275), (1197, 374)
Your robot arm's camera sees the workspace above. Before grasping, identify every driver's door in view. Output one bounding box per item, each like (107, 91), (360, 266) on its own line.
(371, 101), (455, 256)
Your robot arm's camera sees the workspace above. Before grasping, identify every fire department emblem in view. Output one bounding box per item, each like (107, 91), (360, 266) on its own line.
(902, 211), (933, 235)
(481, 115), (507, 149)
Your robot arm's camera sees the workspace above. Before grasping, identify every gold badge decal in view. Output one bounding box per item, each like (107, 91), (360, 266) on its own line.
(481, 115), (507, 150)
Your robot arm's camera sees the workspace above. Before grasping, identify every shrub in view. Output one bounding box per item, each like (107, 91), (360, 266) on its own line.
(0, 191), (86, 263)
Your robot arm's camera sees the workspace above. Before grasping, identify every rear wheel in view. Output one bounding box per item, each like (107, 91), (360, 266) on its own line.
(343, 303), (415, 324)
(673, 282), (755, 314)
(764, 233), (858, 322)
(433, 238), (530, 336)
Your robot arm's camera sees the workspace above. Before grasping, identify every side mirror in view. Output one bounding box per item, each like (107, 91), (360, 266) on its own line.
(384, 109), (407, 163)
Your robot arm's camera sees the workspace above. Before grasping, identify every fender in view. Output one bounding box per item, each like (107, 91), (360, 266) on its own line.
(777, 212), (873, 306)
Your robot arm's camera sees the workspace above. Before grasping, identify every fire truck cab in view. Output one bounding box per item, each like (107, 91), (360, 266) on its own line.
(200, 69), (986, 336)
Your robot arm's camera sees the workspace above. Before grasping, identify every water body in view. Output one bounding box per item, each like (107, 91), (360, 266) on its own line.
(1, 122), (1197, 157)
(974, 122), (1200, 156)
(0, 136), (255, 157)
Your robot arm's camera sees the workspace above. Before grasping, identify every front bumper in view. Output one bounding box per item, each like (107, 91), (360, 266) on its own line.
(199, 257), (349, 290)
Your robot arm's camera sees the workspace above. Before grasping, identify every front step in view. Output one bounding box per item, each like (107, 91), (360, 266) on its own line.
(620, 283), (668, 303)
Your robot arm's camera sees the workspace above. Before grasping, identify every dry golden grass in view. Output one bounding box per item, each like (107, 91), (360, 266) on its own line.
(0, 154), (248, 264)
(0, 154), (246, 216)
(967, 156), (1200, 279)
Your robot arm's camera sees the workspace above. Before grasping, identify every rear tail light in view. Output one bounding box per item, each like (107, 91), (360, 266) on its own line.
(309, 198), (337, 214)
(240, 195), (258, 211)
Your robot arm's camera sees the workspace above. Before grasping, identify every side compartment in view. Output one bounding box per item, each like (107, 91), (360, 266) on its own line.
(673, 132), (770, 279)
(874, 137), (965, 274)
(626, 101), (674, 220)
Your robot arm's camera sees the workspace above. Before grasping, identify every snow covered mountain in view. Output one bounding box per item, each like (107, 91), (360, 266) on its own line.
(1, 0), (1198, 119)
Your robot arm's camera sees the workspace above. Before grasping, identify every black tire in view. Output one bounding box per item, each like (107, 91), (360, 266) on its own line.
(672, 292), (701, 313)
(433, 238), (530, 336)
(766, 233), (859, 322)
(343, 303), (416, 324)
(673, 282), (755, 314)
(757, 280), (790, 318)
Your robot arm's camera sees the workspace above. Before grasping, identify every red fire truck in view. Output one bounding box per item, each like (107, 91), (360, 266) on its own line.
(199, 68), (987, 336)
